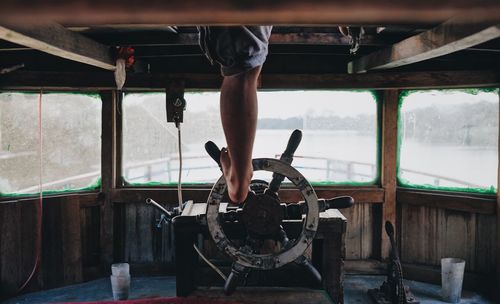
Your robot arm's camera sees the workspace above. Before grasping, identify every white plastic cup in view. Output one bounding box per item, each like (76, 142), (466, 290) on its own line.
(110, 274), (130, 300)
(111, 263), (130, 276)
(441, 258), (466, 303)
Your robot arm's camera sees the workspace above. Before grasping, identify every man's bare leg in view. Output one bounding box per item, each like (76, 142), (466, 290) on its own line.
(219, 66), (261, 203)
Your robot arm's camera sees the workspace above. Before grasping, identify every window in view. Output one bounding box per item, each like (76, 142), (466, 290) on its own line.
(123, 91), (378, 185)
(0, 92), (102, 196)
(398, 89), (499, 193)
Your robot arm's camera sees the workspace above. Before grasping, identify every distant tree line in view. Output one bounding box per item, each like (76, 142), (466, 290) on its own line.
(257, 114), (376, 134)
(402, 101), (498, 146)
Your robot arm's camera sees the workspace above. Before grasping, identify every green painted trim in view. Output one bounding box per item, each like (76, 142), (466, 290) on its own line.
(0, 91), (101, 99)
(396, 88), (499, 194)
(122, 89), (380, 187)
(0, 177), (102, 198)
(396, 176), (496, 194)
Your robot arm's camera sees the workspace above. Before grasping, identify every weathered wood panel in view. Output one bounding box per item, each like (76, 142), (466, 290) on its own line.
(400, 203), (496, 274)
(2, 0), (500, 24)
(125, 203), (154, 262)
(2, 70), (500, 91)
(114, 202), (175, 264)
(42, 197), (85, 288)
(0, 201), (30, 294)
(61, 197), (83, 284)
(41, 199), (64, 289)
(80, 206), (101, 268)
(116, 201), (374, 264)
(0, 193), (100, 298)
(475, 214), (497, 274)
(397, 189), (496, 214)
(343, 203), (376, 260)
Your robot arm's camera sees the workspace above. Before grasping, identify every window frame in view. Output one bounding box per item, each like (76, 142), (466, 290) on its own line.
(119, 89), (382, 189)
(396, 88), (500, 195)
(0, 90), (103, 199)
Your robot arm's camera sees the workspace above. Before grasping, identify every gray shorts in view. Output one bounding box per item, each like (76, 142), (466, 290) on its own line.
(198, 26), (272, 76)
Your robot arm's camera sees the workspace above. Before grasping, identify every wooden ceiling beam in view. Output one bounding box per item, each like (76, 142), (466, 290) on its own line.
(348, 17), (500, 73)
(0, 32), (386, 49)
(1, 70), (498, 91)
(0, 22), (115, 70)
(1, 0), (500, 25)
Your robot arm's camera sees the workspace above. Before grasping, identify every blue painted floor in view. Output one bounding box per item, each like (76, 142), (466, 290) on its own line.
(4, 275), (494, 304)
(344, 275), (494, 304)
(3, 277), (176, 303)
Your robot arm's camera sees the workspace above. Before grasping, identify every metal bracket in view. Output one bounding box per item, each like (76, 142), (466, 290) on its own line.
(166, 80), (186, 126)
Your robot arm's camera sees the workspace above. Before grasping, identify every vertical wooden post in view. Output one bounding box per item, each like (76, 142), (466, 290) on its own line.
(173, 217), (199, 296)
(380, 90), (399, 259)
(496, 89), (500, 301)
(321, 219), (347, 304)
(100, 90), (120, 265)
(0, 104), (2, 150)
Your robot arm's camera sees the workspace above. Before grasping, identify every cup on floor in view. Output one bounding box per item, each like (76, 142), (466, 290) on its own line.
(111, 263), (130, 300)
(110, 274), (130, 300)
(441, 258), (465, 303)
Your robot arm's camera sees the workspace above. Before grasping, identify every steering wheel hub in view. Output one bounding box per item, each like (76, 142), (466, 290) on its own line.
(241, 192), (283, 238)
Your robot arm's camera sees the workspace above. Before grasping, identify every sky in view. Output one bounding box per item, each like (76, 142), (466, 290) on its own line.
(124, 89), (499, 120)
(185, 90), (377, 118)
(401, 90), (498, 112)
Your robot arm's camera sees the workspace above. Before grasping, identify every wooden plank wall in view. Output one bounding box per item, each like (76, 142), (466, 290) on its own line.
(0, 194), (101, 298)
(112, 201), (377, 266)
(399, 202), (497, 287)
(113, 202), (175, 272)
(343, 203), (377, 260)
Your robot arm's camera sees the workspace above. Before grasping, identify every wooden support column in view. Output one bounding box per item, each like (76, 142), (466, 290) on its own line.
(497, 88), (500, 300)
(0, 104), (2, 150)
(380, 90), (399, 259)
(100, 91), (120, 265)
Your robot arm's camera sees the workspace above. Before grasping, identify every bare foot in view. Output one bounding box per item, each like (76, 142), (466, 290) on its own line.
(220, 148), (253, 203)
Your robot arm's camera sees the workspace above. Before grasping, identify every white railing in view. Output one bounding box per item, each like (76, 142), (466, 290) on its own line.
(12, 155), (481, 193)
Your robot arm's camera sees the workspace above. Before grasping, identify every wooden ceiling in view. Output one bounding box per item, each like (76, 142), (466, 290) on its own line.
(1, 0), (500, 24)
(0, 1), (499, 87)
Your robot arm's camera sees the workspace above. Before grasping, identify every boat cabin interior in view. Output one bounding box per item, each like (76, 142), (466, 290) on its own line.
(0, 1), (500, 303)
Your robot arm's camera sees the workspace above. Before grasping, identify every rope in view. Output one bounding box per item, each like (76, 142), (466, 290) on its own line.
(192, 243), (227, 281)
(176, 124), (183, 211)
(17, 90), (43, 293)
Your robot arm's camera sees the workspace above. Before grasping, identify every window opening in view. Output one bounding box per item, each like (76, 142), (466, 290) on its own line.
(0, 92), (102, 197)
(397, 89), (499, 194)
(122, 90), (379, 186)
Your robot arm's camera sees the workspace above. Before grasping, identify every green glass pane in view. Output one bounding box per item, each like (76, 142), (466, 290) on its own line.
(0, 92), (101, 197)
(122, 90), (379, 186)
(397, 89), (499, 194)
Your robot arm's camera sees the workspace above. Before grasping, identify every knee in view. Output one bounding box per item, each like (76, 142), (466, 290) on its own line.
(223, 66), (262, 88)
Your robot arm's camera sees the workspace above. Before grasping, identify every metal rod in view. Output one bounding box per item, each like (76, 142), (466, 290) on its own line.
(145, 198), (173, 217)
(0, 63), (24, 74)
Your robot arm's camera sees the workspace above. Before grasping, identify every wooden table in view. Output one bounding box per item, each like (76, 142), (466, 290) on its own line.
(173, 203), (347, 303)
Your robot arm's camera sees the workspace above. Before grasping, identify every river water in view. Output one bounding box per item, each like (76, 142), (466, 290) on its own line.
(137, 129), (497, 189)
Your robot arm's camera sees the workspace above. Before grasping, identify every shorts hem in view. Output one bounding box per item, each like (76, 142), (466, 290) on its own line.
(220, 54), (268, 77)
